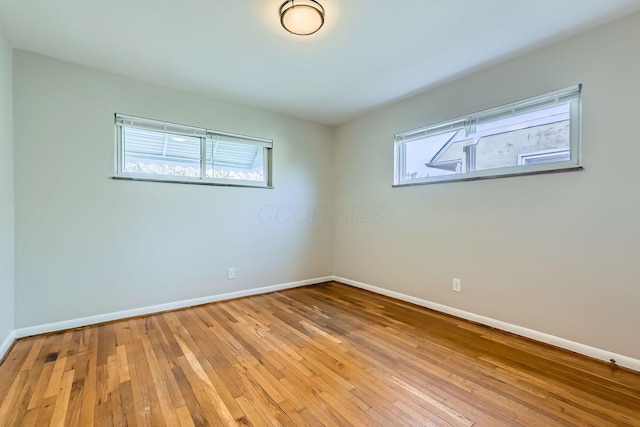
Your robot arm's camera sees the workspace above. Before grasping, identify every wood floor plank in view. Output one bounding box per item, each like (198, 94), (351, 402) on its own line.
(50, 369), (75, 427)
(77, 327), (98, 427)
(139, 331), (182, 426)
(0, 370), (29, 427)
(126, 318), (165, 427)
(171, 310), (246, 422)
(1, 281), (640, 426)
(1, 334), (60, 426)
(0, 341), (31, 403)
(175, 336), (237, 426)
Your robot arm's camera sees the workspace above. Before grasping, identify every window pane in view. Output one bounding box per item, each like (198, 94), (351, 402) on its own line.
(428, 104), (571, 173)
(404, 131), (460, 180)
(472, 104), (570, 171)
(206, 139), (264, 182)
(395, 86), (580, 186)
(123, 127), (201, 177)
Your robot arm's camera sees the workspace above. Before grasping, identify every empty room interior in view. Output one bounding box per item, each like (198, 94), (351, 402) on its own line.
(1, 0), (640, 425)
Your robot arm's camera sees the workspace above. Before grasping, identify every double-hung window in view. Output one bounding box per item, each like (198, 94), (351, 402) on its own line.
(394, 85), (582, 186)
(115, 114), (273, 187)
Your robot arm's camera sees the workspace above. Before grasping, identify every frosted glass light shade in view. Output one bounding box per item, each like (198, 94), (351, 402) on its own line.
(280, 0), (325, 36)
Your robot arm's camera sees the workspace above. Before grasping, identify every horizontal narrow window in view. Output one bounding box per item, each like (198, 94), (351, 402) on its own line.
(394, 85), (582, 186)
(115, 114), (272, 188)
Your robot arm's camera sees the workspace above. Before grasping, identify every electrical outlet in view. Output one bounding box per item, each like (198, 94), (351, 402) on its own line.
(228, 268), (236, 279)
(452, 278), (461, 293)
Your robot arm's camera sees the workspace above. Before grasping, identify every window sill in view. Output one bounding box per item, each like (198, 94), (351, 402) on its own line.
(112, 176), (274, 189)
(393, 165), (583, 187)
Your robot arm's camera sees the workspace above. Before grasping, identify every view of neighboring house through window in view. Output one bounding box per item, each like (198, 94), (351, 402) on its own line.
(394, 85), (582, 185)
(115, 114), (272, 187)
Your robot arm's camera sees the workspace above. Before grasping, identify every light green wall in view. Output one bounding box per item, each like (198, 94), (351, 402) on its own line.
(13, 51), (334, 327)
(0, 23), (14, 346)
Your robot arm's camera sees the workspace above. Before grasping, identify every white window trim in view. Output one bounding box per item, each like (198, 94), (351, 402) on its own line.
(518, 148), (571, 166)
(393, 85), (583, 186)
(114, 114), (273, 188)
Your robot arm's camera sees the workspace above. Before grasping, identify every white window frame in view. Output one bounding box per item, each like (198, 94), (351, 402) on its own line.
(518, 148), (571, 166)
(114, 114), (273, 188)
(393, 85), (582, 186)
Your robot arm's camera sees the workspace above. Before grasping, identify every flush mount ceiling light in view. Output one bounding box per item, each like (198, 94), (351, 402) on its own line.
(280, 0), (325, 36)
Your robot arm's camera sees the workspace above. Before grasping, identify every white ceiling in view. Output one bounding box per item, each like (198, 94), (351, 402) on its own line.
(1, 0), (639, 125)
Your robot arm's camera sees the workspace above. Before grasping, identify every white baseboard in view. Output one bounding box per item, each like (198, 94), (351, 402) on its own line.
(332, 276), (640, 373)
(14, 276), (333, 339)
(0, 330), (17, 362)
(8, 275), (639, 373)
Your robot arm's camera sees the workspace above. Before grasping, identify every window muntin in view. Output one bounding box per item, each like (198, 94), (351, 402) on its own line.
(394, 85), (582, 186)
(115, 114), (272, 187)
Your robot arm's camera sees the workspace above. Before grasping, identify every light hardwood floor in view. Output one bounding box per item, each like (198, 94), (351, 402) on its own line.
(0, 282), (639, 426)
